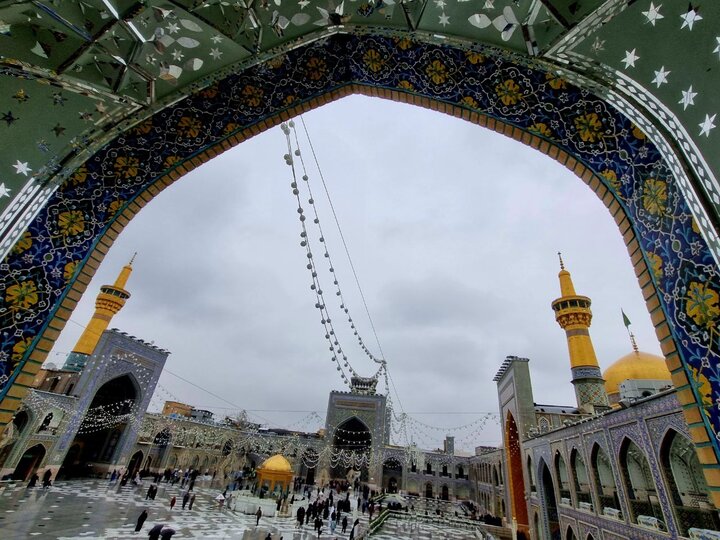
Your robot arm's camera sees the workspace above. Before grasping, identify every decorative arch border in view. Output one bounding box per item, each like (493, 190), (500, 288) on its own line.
(0, 32), (719, 500)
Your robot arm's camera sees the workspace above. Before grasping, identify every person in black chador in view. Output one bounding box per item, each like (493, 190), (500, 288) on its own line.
(135, 509), (148, 532)
(42, 469), (52, 488)
(27, 472), (39, 488)
(148, 523), (164, 540)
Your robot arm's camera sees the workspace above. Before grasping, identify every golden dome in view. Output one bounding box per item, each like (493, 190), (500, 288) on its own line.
(603, 351), (671, 396)
(259, 454), (292, 472)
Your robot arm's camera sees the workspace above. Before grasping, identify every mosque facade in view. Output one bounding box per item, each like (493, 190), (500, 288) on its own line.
(0, 261), (169, 481)
(484, 262), (720, 540)
(1, 259), (719, 540)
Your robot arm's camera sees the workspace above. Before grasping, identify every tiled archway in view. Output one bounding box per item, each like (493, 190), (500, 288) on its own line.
(1, 33), (719, 503)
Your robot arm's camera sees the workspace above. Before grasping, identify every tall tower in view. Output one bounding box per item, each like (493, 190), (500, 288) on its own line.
(551, 254), (609, 414)
(63, 255), (135, 371)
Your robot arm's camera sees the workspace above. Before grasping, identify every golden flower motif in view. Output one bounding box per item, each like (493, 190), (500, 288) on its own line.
(545, 72), (567, 90)
(223, 123), (239, 136)
(460, 96), (478, 109)
(12, 337), (33, 360)
(58, 210), (85, 237)
(6, 280), (38, 311)
(642, 178), (667, 216)
(108, 200), (125, 216)
(632, 124), (646, 140)
(114, 156), (139, 179)
(132, 119), (153, 135)
(164, 155), (181, 168)
(64, 260), (79, 281)
(198, 84), (219, 99)
(241, 85), (264, 107)
(283, 95), (296, 107)
(395, 37), (413, 50)
(426, 60), (448, 85)
(686, 281), (720, 328)
(11, 232), (32, 255)
(363, 49), (385, 73)
(305, 57), (327, 81)
(397, 80), (414, 91)
(465, 51), (486, 65)
(692, 217), (701, 235)
(528, 123), (552, 138)
(601, 169), (620, 192)
(268, 55), (285, 69)
(177, 116), (202, 138)
(69, 165), (88, 186)
(647, 252), (663, 282)
(574, 113), (603, 142)
(495, 79), (522, 106)
(690, 367), (713, 409)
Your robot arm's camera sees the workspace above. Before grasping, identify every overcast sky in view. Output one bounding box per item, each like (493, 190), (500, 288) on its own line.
(45, 96), (663, 452)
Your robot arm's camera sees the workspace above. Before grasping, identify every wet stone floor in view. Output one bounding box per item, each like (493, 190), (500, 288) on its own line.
(0, 479), (359, 539)
(0, 479), (482, 539)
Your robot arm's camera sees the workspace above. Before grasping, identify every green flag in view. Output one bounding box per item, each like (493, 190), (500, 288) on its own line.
(621, 309), (631, 328)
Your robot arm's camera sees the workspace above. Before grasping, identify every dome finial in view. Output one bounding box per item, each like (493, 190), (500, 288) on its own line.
(629, 332), (639, 354)
(558, 251), (565, 271)
(129, 252), (137, 266)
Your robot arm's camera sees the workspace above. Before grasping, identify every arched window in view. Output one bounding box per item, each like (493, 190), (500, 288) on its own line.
(426, 462), (432, 475)
(527, 455), (537, 493)
(457, 465), (464, 479)
(425, 482), (433, 498)
(570, 448), (591, 507)
(660, 430), (720, 534)
(442, 464), (448, 477)
(555, 451), (571, 504)
(619, 438), (663, 526)
(590, 444), (619, 516)
(566, 526), (576, 540)
(538, 417), (550, 434)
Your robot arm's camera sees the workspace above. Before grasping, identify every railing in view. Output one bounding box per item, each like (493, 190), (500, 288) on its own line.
(365, 509), (511, 538)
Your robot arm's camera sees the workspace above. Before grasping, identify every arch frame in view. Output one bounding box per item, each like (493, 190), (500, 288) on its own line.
(0, 31), (718, 501)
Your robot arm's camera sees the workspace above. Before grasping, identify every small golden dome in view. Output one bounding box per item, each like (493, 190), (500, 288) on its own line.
(603, 351), (671, 396)
(259, 454), (292, 472)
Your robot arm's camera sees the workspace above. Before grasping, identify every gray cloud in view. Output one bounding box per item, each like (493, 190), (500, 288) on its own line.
(46, 95), (663, 451)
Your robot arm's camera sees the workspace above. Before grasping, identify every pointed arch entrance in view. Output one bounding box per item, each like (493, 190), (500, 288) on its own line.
(0, 31), (719, 505)
(13, 443), (45, 481)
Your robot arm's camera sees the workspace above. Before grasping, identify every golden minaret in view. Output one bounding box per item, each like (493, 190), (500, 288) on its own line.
(551, 253), (609, 413)
(63, 255), (135, 371)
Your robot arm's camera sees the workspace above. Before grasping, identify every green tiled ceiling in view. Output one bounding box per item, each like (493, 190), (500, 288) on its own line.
(0, 0), (718, 251)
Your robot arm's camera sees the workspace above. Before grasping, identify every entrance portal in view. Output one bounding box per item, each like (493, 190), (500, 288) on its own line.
(68, 375), (138, 476)
(13, 444), (45, 481)
(331, 417), (371, 481)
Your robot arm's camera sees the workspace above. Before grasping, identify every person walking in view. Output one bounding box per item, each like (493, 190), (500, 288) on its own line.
(169, 496), (176, 510)
(342, 515), (348, 533)
(42, 470), (52, 489)
(148, 524), (164, 540)
(146, 485), (154, 500)
(265, 534), (272, 540)
(182, 491), (190, 509)
(27, 473), (39, 488)
(135, 509), (148, 532)
(189, 493), (196, 510)
(349, 518), (360, 540)
(256, 506), (263, 526)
